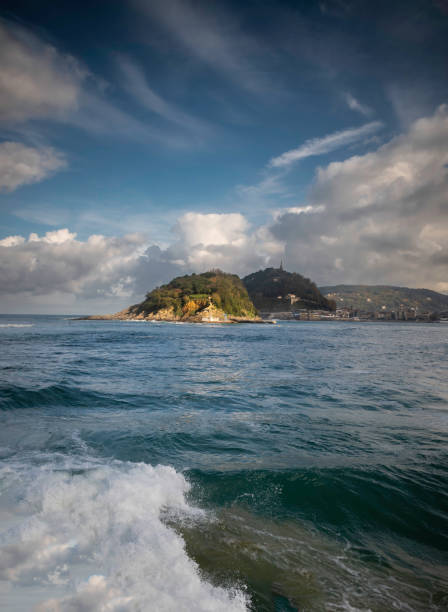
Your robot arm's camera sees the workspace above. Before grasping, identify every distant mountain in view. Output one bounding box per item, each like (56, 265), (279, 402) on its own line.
(243, 268), (335, 313)
(319, 285), (448, 313)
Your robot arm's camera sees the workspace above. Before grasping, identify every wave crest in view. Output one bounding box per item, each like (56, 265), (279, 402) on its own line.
(0, 462), (248, 611)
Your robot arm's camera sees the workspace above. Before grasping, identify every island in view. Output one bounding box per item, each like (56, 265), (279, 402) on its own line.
(82, 270), (266, 323)
(243, 266), (335, 319)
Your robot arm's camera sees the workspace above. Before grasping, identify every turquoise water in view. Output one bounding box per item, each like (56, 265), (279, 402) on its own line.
(0, 316), (447, 610)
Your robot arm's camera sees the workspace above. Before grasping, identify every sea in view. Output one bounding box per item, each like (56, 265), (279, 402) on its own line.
(0, 315), (447, 611)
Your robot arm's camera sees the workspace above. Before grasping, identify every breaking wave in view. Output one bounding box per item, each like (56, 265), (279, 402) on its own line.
(0, 460), (248, 611)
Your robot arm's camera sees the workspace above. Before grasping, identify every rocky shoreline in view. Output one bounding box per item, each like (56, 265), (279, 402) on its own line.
(76, 307), (274, 324)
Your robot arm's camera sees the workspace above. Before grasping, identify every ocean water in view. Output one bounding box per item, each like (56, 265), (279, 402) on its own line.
(0, 315), (447, 611)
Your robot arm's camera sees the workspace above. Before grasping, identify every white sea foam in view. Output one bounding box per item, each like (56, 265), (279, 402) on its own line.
(0, 324), (33, 328)
(0, 461), (248, 611)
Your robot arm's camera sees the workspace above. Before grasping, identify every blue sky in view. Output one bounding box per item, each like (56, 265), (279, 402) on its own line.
(1, 0), (448, 313)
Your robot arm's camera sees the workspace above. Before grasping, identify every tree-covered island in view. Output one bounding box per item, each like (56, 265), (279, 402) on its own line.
(85, 270), (261, 323)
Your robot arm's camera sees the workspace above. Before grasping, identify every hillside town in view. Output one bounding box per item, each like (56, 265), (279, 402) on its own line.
(265, 305), (447, 322)
(262, 293), (448, 322)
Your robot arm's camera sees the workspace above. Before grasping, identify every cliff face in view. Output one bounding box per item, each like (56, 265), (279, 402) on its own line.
(243, 268), (335, 314)
(89, 271), (260, 322)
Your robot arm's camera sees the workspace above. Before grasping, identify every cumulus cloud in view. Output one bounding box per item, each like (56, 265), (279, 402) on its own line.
(0, 19), (85, 123)
(0, 141), (66, 192)
(165, 212), (281, 272)
(269, 105), (448, 292)
(0, 216), (281, 313)
(173, 212), (249, 248)
(0, 229), (147, 312)
(269, 121), (383, 168)
(133, 212), (282, 293)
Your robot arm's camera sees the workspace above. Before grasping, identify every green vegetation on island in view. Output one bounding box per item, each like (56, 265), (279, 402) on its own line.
(320, 285), (448, 313)
(243, 267), (335, 313)
(128, 270), (259, 321)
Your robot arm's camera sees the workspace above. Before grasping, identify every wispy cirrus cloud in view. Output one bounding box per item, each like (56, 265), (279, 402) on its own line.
(269, 121), (383, 168)
(0, 18), (205, 149)
(236, 172), (291, 201)
(70, 91), (186, 147)
(345, 93), (373, 117)
(117, 56), (211, 139)
(133, 0), (273, 95)
(236, 120), (384, 206)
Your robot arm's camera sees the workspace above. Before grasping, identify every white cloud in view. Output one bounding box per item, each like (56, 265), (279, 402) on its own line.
(0, 229), (147, 311)
(269, 105), (448, 289)
(271, 205), (325, 221)
(173, 212), (249, 248)
(312, 106), (448, 211)
(269, 121), (383, 168)
(0, 235), (25, 247)
(164, 212), (283, 274)
(27, 228), (76, 244)
(345, 93), (372, 117)
(0, 141), (66, 192)
(0, 19), (85, 123)
(0, 214), (282, 313)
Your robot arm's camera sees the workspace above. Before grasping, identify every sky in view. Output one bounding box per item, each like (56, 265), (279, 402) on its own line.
(0, 0), (448, 313)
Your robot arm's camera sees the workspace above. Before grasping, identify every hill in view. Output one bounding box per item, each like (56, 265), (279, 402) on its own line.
(91, 270), (260, 322)
(319, 285), (448, 313)
(243, 268), (335, 314)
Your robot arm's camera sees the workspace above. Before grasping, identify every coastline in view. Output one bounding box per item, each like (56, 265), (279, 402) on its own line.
(75, 314), (276, 324)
